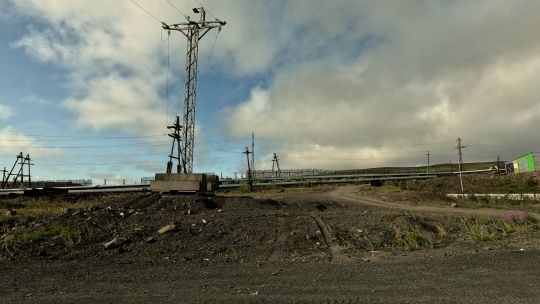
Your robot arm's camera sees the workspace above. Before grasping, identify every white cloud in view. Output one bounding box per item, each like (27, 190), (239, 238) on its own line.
(0, 127), (62, 158)
(0, 105), (13, 119)
(9, 0), (540, 171)
(221, 0), (540, 168)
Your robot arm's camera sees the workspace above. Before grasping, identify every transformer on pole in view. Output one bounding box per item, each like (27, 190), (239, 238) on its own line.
(162, 8), (226, 173)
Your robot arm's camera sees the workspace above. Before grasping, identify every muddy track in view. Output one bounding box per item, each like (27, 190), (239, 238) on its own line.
(310, 213), (349, 263)
(266, 213), (287, 262)
(328, 186), (540, 219)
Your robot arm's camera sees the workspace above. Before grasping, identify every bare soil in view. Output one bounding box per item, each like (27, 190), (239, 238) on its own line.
(1, 184), (540, 303)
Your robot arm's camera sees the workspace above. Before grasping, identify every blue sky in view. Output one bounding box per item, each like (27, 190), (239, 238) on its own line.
(1, 1), (540, 184)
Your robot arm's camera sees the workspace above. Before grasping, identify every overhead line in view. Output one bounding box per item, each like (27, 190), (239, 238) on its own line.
(130, 0), (163, 23)
(165, 0), (190, 21)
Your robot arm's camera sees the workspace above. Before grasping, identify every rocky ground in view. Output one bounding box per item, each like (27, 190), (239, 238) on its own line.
(1, 184), (540, 303)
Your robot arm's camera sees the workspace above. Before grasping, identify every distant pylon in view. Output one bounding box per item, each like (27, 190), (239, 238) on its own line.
(272, 153), (282, 178)
(1, 152), (32, 189)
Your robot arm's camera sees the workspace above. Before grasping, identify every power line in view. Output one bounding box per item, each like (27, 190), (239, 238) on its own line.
(0, 140), (168, 150)
(0, 133), (166, 140)
(130, 0), (163, 23)
(165, 0), (190, 21)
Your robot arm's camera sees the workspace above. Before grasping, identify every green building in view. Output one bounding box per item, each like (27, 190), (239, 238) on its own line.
(505, 152), (540, 173)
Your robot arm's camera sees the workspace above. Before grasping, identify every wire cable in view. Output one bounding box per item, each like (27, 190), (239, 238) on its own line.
(166, 30), (171, 124)
(130, 0), (163, 23)
(165, 0), (190, 21)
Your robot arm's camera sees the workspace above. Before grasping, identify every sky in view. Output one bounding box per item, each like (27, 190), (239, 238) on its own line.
(1, 0), (540, 184)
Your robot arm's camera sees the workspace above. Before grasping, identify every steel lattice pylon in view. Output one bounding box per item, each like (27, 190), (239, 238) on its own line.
(162, 8), (226, 173)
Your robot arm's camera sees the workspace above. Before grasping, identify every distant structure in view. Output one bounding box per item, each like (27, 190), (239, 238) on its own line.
(1, 152), (32, 189)
(505, 152), (540, 173)
(272, 153), (282, 178)
(162, 8), (226, 173)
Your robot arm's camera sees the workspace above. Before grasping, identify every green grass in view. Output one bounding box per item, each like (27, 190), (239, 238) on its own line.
(2, 226), (82, 256)
(394, 226), (434, 251)
(465, 217), (537, 241)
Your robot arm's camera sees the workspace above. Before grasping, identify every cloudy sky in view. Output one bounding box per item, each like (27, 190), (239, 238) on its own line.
(1, 0), (540, 184)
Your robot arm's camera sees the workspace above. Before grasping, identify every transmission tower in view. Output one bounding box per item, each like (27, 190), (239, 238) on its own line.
(1, 152), (32, 189)
(162, 8), (226, 173)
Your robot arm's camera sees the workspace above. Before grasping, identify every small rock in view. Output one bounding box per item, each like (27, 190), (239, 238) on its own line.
(119, 212), (125, 217)
(362, 258), (370, 262)
(158, 224), (177, 235)
(145, 236), (157, 243)
(185, 210), (192, 215)
(202, 219), (207, 224)
(202, 258), (210, 261)
(315, 242), (320, 246)
(250, 291), (259, 296)
(104, 238), (126, 250)
(217, 209), (223, 213)
(3, 210), (16, 217)
(450, 203), (457, 208)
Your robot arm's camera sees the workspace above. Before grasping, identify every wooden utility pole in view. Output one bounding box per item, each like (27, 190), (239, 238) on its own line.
(426, 151), (430, 173)
(456, 137), (469, 196)
(243, 147), (253, 192)
(252, 132), (255, 176)
(166, 116), (182, 174)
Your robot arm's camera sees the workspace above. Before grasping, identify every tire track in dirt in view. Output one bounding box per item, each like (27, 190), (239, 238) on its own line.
(266, 213), (288, 261)
(310, 213), (350, 263)
(329, 186), (540, 220)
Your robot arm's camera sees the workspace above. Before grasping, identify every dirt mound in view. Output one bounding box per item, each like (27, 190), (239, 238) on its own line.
(1, 189), (538, 266)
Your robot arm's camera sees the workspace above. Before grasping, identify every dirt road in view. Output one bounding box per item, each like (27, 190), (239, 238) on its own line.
(329, 185), (540, 219)
(2, 249), (539, 303)
(1, 187), (540, 303)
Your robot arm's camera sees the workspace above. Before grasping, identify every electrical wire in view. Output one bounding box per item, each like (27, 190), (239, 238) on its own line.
(130, 0), (163, 23)
(0, 140), (168, 150)
(166, 30), (171, 124)
(165, 0), (190, 21)
(197, 29), (221, 92)
(0, 133), (166, 140)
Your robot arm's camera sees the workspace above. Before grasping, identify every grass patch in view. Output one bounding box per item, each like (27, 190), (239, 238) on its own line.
(465, 217), (537, 241)
(2, 226), (82, 256)
(394, 226), (434, 251)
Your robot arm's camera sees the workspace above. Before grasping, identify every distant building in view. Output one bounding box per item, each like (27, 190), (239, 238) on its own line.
(505, 152), (540, 173)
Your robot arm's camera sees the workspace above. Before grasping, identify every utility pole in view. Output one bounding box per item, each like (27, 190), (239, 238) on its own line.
(2, 167), (6, 186)
(243, 147), (253, 192)
(162, 8), (226, 173)
(272, 153), (282, 178)
(426, 151), (430, 173)
(252, 132), (255, 177)
(166, 116), (182, 174)
(25, 154), (32, 188)
(456, 137), (469, 196)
